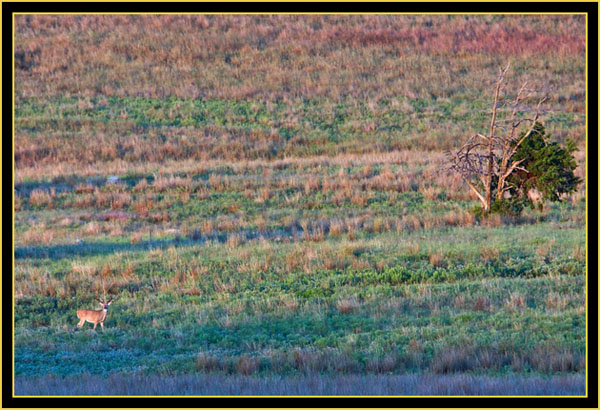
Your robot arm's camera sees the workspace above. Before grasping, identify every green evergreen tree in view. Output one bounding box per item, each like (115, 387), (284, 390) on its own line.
(502, 121), (582, 212)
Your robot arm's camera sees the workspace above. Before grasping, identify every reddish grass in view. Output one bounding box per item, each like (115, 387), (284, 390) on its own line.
(13, 15), (585, 167)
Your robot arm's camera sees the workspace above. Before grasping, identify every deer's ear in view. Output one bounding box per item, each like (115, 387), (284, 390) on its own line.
(107, 300), (113, 305)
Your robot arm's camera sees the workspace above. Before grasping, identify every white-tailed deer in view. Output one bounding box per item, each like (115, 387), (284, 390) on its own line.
(77, 296), (113, 330)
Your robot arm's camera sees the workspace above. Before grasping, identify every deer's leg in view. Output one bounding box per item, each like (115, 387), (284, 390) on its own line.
(100, 322), (104, 330)
(93, 322), (98, 330)
(77, 318), (85, 328)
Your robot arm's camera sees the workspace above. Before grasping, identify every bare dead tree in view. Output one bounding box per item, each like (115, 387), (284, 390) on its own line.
(445, 64), (548, 213)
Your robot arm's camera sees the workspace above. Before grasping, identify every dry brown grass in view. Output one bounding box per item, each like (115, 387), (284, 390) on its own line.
(71, 261), (97, 277)
(480, 246), (500, 263)
(196, 353), (220, 373)
(453, 294), (466, 309)
(545, 292), (568, 311)
(285, 248), (302, 272)
(405, 241), (421, 255)
(75, 183), (95, 194)
(473, 296), (492, 312)
(73, 193), (94, 209)
(227, 232), (244, 248)
(132, 178), (149, 192)
(200, 219), (215, 236)
(180, 191), (191, 204)
(536, 240), (555, 261)
(130, 231), (144, 244)
(281, 295), (299, 311)
(365, 355), (398, 374)
(300, 220), (325, 242)
(153, 174), (193, 192)
(208, 174), (230, 192)
(15, 16), (584, 104)
(258, 186), (271, 203)
(504, 291), (526, 312)
(350, 191), (368, 206)
(419, 185), (441, 201)
(41, 229), (54, 245)
(371, 217), (388, 233)
(255, 215), (267, 232)
(29, 188), (52, 207)
(111, 192), (132, 210)
(402, 214), (422, 232)
(572, 245), (585, 261)
(235, 355), (261, 376)
(443, 210), (475, 226)
(336, 296), (360, 314)
(304, 175), (320, 194)
(83, 221), (102, 236)
(481, 214), (503, 227)
(217, 216), (239, 233)
(429, 251), (444, 268)
(329, 218), (345, 237)
(22, 227), (42, 245)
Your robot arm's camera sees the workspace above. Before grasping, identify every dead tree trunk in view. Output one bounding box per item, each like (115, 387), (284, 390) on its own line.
(446, 64), (547, 214)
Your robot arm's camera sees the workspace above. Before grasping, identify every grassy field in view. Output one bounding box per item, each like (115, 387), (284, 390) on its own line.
(13, 14), (586, 396)
(14, 373), (586, 396)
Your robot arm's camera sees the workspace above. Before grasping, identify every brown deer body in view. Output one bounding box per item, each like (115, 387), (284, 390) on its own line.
(77, 296), (113, 330)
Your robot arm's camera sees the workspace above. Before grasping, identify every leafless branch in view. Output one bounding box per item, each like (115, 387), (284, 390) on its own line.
(443, 64), (547, 212)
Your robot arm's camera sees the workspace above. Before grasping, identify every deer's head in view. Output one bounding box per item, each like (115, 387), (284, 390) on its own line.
(96, 295), (113, 311)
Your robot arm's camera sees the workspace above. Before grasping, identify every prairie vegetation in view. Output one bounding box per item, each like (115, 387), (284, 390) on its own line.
(13, 14), (586, 396)
(15, 14), (585, 167)
(15, 373), (585, 396)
